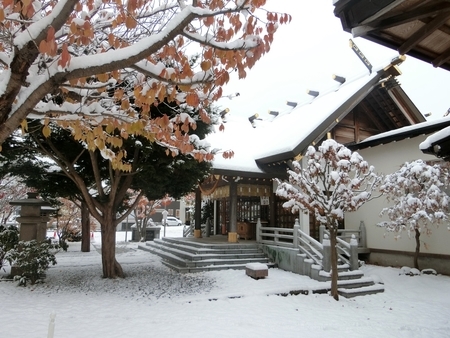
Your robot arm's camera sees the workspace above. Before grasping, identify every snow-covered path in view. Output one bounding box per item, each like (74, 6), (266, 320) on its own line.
(1, 228), (450, 337)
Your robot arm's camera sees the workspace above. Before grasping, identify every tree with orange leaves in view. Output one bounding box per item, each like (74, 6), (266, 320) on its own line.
(132, 196), (161, 242)
(0, 0), (290, 164)
(0, 0), (290, 278)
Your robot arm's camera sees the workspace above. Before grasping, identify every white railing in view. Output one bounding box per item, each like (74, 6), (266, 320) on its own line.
(258, 226), (295, 248)
(182, 223), (207, 237)
(256, 218), (361, 271)
(257, 220), (324, 267)
(183, 224), (194, 237)
(296, 227), (324, 266)
(320, 230), (355, 268)
(319, 222), (367, 249)
(335, 235), (351, 266)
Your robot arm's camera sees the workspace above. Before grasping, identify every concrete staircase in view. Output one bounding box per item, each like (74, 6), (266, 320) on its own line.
(138, 237), (384, 298)
(314, 265), (385, 298)
(138, 237), (273, 273)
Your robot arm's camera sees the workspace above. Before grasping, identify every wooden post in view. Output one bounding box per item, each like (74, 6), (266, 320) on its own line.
(350, 235), (359, 271)
(194, 188), (202, 238)
(228, 180), (238, 242)
(256, 218), (262, 243)
(47, 312), (56, 338)
(205, 218), (210, 237)
(270, 192), (276, 226)
(319, 224), (326, 243)
(359, 221), (367, 248)
(322, 235), (331, 272)
(293, 218), (300, 248)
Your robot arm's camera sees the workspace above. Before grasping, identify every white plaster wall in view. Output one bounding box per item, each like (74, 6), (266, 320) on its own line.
(345, 135), (450, 256)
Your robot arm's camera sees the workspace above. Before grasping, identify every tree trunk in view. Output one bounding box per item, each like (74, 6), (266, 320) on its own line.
(100, 212), (124, 278)
(329, 227), (339, 301)
(414, 228), (420, 270)
(81, 201), (90, 252)
(138, 220), (146, 242)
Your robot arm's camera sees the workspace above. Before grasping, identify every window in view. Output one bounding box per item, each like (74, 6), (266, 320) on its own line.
(237, 197), (262, 222)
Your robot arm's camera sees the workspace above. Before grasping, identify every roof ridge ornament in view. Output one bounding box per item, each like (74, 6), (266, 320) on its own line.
(306, 89), (319, 97)
(332, 74), (346, 84)
(349, 39), (373, 73)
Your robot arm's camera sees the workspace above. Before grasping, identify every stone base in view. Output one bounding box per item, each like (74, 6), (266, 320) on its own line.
(194, 229), (202, 238)
(245, 263), (268, 279)
(368, 250), (450, 275)
(228, 232), (239, 243)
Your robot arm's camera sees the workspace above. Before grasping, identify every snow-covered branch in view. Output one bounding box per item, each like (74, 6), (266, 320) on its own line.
(0, 0), (290, 166)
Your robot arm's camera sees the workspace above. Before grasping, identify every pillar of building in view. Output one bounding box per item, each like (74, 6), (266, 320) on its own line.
(299, 209), (310, 235)
(228, 180), (238, 243)
(194, 188), (202, 238)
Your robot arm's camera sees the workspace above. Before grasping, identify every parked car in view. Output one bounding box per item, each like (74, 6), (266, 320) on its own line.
(165, 216), (182, 226)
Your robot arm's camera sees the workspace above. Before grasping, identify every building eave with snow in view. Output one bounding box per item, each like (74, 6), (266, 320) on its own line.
(195, 57), (427, 243)
(210, 58), (424, 180)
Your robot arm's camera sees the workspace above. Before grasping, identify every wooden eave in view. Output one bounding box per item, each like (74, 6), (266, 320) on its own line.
(350, 119), (450, 151)
(334, 0), (450, 71)
(421, 133), (450, 161)
(210, 167), (276, 180)
(387, 84), (424, 123)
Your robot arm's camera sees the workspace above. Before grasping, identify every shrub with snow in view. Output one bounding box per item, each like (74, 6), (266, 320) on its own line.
(4, 239), (61, 286)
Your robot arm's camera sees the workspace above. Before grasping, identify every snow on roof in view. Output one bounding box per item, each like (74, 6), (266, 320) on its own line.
(253, 72), (380, 160)
(209, 69), (383, 174)
(359, 116), (450, 146)
(420, 125), (450, 151)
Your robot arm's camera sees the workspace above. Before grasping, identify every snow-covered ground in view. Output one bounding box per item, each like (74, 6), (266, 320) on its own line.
(2, 226), (450, 338)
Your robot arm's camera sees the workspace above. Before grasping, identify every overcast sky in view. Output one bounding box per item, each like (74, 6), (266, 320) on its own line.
(219, 1), (450, 122)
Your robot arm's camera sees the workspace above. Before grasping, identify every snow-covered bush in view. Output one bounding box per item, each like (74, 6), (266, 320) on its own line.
(5, 239), (60, 286)
(0, 225), (19, 272)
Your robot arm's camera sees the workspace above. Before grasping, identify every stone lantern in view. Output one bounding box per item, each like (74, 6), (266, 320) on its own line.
(10, 192), (51, 242)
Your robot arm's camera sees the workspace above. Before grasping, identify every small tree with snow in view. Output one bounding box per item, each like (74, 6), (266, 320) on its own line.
(379, 159), (449, 270)
(132, 196), (162, 242)
(276, 139), (381, 300)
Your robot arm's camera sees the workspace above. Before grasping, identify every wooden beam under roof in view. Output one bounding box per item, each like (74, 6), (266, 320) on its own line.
(359, 0), (406, 25)
(398, 11), (450, 55)
(352, 2), (450, 38)
(358, 101), (388, 132)
(334, 0), (450, 71)
(433, 45), (450, 67)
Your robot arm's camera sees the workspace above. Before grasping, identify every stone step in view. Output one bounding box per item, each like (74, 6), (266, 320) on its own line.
(161, 237), (258, 250)
(338, 283), (385, 298)
(138, 243), (271, 270)
(317, 269), (364, 282)
(150, 239), (261, 255)
(138, 244), (190, 267)
(161, 261), (275, 273)
(141, 239), (384, 298)
(146, 241), (265, 261)
(337, 277), (376, 289)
